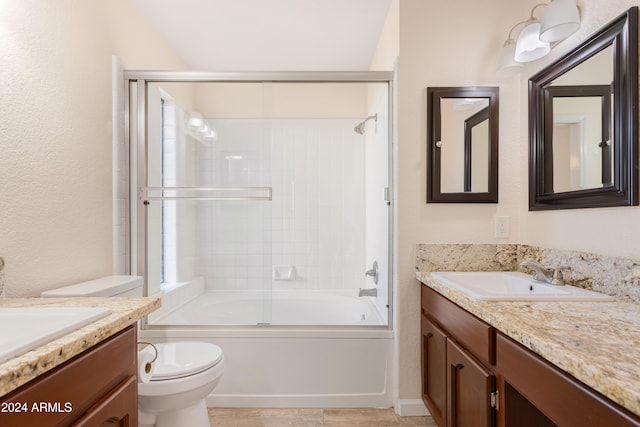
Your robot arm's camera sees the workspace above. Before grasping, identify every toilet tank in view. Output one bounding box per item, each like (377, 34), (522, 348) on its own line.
(41, 276), (144, 298)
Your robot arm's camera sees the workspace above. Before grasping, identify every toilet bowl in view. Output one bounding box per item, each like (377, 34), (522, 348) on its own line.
(138, 341), (225, 427)
(41, 276), (225, 427)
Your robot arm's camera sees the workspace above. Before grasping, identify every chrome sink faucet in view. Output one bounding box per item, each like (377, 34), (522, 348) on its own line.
(518, 259), (565, 285)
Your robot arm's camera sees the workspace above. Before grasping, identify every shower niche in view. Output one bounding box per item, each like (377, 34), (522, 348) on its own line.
(127, 74), (393, 327)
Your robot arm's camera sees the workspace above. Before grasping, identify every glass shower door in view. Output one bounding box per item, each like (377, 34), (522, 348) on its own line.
(129, 74), (393, 328)
(139, 81), (273, 326)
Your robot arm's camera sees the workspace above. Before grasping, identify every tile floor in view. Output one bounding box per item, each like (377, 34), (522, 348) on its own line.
(207, 408), (437, 427)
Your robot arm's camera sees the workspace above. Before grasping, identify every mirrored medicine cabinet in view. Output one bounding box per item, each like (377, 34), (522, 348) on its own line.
(427, 86), (499, 203)
(528, 7), (638, 210)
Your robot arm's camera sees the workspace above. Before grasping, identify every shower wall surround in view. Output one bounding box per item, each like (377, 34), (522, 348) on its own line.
(416, 244), (640, 302)
(194, 119), (365, 291)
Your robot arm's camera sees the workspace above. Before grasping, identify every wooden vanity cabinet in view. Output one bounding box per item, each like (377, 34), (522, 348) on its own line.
(421, 285), (496, 427)
(421, 315), (447, 426)
(0, 325), (138, 427)
(496, 332), (640, 427)
(421, 283), (640, 427)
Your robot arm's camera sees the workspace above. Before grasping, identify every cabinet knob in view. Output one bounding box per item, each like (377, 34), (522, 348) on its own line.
(455, 363), (465, 370)
(426, 332), (433, 339)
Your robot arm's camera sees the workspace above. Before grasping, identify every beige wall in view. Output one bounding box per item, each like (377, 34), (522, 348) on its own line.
(394, 0), (522, 402)
(0, 0), (188, 296)
(194, 82), (368, 119)
(2, 0), (639, 408)
(394, 0), (640, 404)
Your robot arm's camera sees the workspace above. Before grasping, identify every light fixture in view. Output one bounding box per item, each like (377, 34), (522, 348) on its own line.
(515, 18), (550, 62)
(539, 0), (580, 42)
(496, 31), (524, 74)
(496, 1), (580, 73)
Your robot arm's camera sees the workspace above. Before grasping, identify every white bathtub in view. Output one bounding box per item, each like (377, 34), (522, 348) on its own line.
(140, 288), (393, 408)
(152, 290), (384, 326)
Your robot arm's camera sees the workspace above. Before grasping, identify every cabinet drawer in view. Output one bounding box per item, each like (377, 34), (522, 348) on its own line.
(496, 333), (640, 427)
(72, 375), (137, 427)
(0, 326), (136, 427)
(421, 285), (494, 365)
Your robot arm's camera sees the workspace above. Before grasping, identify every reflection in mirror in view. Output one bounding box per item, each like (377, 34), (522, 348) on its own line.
(549, 85), (612, 192)
(546, 45), (613, 194)
(439, 98), (489, 193)
(529, 7), (638, 210)
(427, 86), (498, 203)
(467, 107), (490, 192)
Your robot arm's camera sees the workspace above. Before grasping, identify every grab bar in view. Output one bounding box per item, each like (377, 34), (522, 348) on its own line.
(139, 186), (272, 201)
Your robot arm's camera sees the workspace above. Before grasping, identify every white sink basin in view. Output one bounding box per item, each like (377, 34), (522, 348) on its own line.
(0, 306), (112, 364)
(430, 271), (615, 301)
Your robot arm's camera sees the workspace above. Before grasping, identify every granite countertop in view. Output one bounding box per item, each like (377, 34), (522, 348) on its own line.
(416, 271), (640, 418)
(0, 297), (161, 397)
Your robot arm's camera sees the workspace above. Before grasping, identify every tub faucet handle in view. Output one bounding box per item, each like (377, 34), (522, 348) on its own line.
(551, 267), (565, 285)
(365, 261), (379, 285)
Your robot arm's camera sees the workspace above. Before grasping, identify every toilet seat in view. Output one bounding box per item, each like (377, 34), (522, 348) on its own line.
(151, 341), (223, 381)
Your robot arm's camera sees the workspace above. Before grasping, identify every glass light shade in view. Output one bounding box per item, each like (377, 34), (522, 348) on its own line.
(515, 20), (550, 62)
(187, 112), (204, 131)
(496, 40), (524, 74)
(540, 0), (580, 43)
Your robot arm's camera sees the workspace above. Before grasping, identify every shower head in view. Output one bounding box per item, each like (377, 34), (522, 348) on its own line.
(354, 113), (378, 135)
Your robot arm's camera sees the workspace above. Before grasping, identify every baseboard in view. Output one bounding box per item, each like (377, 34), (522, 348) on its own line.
(207, 393), (393, 408)
(395, 399), (430, 416)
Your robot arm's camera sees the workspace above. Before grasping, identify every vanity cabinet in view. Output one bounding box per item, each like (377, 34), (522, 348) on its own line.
(496, 332), (640, 427)
(421, 315), (447, 426)
(420, 283), (640, 427)
(0, 325), (138, 427)
(421, 285), (496, 427)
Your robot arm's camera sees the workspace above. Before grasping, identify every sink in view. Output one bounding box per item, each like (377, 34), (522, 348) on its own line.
(0, 306), (112, 364)
(429, 271), (615, 301)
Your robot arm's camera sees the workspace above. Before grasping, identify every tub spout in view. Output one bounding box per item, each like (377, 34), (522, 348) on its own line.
(358, 288), (377, 297)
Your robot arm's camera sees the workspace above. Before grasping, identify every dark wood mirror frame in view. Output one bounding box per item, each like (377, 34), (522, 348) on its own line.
(528, 7), (638, 210)
(427, 86), (499, 203)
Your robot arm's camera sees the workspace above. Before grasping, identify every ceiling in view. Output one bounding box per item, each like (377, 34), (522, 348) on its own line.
(131, 0), (392, 71)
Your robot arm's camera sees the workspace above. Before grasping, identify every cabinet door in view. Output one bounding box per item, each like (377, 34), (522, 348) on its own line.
(447, 338), (495, 427)
(422, 315), (447, 427)
(72, 376), (137, 427)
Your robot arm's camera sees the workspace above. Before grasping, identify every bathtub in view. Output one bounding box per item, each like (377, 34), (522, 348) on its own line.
(140, 287), (393, 408)
(151, 290), (384, 326)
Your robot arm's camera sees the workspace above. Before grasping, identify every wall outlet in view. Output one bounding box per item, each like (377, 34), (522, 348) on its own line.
(495, 216), (510, 238)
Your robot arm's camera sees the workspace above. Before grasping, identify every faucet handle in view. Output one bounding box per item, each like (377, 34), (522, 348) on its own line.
(551, 267), (565, 285)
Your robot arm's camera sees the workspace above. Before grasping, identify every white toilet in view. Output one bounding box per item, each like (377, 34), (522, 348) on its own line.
(42, 276), (225, 427)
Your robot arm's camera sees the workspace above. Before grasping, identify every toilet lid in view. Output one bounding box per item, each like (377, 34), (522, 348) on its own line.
(151, 341), (223, 381)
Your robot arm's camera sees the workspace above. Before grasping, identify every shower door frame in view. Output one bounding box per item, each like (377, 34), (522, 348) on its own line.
(125, 70), (395, 330)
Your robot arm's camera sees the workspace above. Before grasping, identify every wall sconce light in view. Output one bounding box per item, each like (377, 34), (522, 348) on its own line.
(515, 16), (550, 62)
(539, 0), (581, 42)
(497, 0), (580, 73)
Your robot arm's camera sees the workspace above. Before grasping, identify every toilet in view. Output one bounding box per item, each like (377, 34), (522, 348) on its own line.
(41, 276), (225, 427)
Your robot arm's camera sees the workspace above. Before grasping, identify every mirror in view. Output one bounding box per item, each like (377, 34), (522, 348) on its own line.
(427, 86), (499, 203)
(529, 7), (638, 210)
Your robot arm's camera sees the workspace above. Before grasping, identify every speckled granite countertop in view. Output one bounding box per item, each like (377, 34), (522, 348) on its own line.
(0, 297), (160, 397)
(416, 271), (640, 417)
